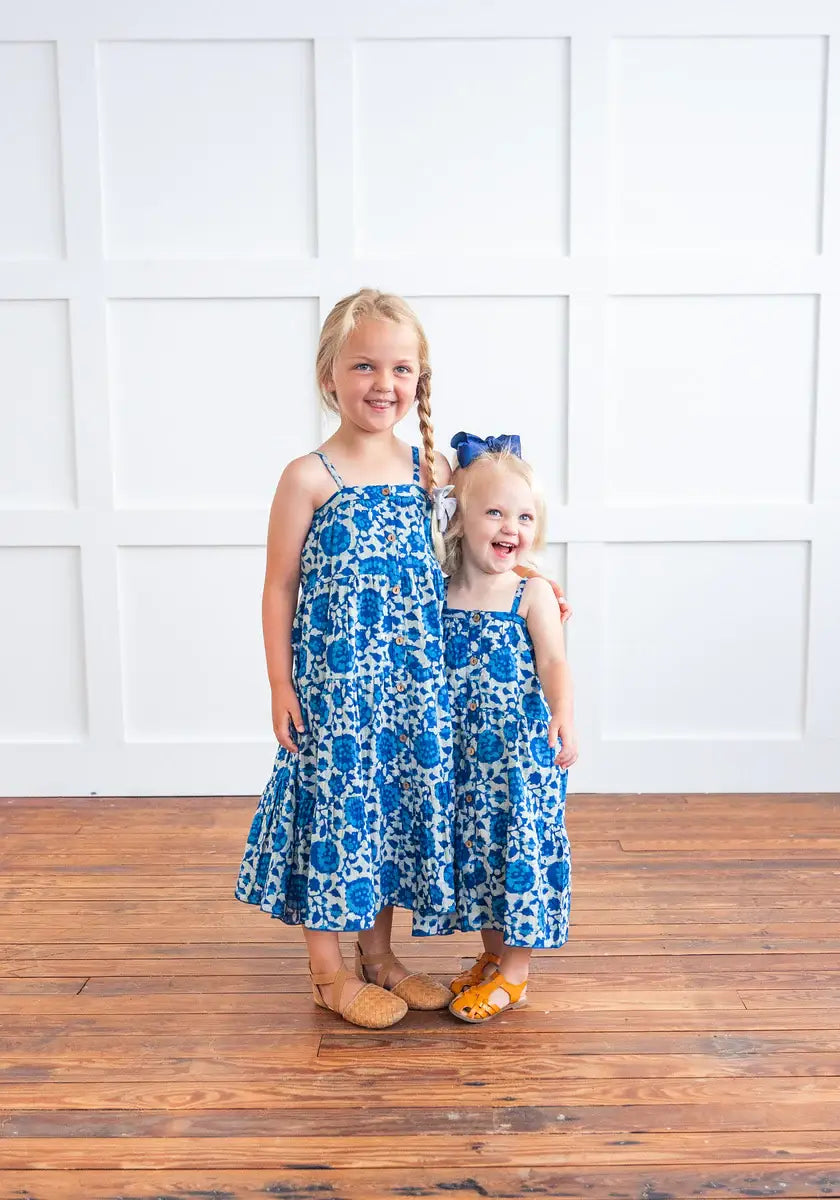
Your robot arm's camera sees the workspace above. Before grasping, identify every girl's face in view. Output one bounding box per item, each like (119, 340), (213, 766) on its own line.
(459, 462), (538, 575)
(328, 318), (420, 433)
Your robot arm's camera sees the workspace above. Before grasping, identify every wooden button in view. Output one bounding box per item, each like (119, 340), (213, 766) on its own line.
(468, 700), (478, 711)
(382, 486), (391, 495)
(467, 746), (476, 757)
(395, 635), (404, 645)
(471, 612), (481, 623)
(388, 532), (396, 542)
(402, 779), (411, 790)
(392, 585), (400, 595)
(469, 656), (478, 666)
(399, 733), (408, 743)
(465, 793), (473, 803)
(396, 682), (405, 692)
(465, 840), (472, 849)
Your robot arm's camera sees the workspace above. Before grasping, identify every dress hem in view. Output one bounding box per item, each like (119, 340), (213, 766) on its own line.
(234, 887), (455, 935)
(422, 917), (570, 950)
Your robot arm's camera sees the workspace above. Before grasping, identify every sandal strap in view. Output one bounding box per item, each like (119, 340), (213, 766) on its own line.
(451, 950), (501, 990)
(476, 951), (501, 972)
(463, 972), (527, 1017)
(310, 964), (351, 1013)
(356, 943), (398, 988)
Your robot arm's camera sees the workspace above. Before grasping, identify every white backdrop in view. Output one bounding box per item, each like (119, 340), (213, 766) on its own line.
(1, 0), (839, 796)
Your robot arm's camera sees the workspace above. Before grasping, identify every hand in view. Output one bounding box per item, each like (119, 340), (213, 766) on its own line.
(516, 566), (572, 623)
(271, 683), (305, 754)
(551, 584), (572, 625)
(549, 715), (578, 769)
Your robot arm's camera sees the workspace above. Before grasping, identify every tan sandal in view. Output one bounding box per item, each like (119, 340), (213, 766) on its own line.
(310, 963), (407, 1028)
(450, 950), (501, 995)
(448, 971), (528, 1023)
(355, 943), (452, 1010)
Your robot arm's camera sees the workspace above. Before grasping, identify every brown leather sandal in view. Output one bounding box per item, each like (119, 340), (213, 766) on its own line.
(355, 943), (452, 1010)
(450, 950), (501, 995)
(310, 963), (407, 1028)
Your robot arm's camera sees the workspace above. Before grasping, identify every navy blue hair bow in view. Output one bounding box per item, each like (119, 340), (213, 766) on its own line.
(450, 431), (522, 469)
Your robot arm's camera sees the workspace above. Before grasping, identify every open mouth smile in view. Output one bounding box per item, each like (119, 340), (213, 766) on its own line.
(492, 540), (517, 558)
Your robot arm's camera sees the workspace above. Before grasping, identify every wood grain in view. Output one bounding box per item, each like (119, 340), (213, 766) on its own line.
(0, 792), (838, 1198)
(0, 1166), (839, 1200)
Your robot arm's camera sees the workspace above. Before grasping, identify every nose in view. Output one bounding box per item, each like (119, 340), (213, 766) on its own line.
(500, 515), (517, 536)
(371, 370), (392, 393)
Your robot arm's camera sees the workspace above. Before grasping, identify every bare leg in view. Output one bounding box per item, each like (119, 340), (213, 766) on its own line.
(461, 927), (504, 981)
(498, 944), (532, 986)
(481, 928), (505, 958)
(357, 906), (410, 985)
(304, 927), (365, 1007)
(475, 942), (531, 1009)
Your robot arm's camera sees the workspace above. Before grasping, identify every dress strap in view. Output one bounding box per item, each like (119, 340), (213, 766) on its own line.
(411, 444), (421, 483)
(510, 578), (528, 614)
(312, 450), (343, 488)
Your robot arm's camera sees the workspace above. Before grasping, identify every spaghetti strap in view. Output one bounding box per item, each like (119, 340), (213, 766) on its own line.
(510, 578), (528, 614)
(411, 445), (421, 483)
(312, 450), (343, 488)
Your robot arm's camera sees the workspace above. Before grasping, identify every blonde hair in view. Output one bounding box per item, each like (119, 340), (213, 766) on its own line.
(316, 288), (438, 495)
(442, 450), (546, 577)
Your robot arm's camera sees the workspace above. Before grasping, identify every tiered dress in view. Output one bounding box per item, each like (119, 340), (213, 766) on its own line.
(235, 447), (455, 934)
(440, 577), (571, 948)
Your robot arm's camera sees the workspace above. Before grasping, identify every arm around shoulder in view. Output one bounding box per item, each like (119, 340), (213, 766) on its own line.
(433, 450), (452, 486)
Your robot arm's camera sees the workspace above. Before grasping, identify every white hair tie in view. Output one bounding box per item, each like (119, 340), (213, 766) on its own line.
(431, 485), (456, 533)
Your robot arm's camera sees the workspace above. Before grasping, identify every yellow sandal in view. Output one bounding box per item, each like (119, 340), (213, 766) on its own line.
(449, 950), (501, 995)
(310, 963), (407, 1028)
(355, 943), (452, 1010)
(448, 972), (528, 1023)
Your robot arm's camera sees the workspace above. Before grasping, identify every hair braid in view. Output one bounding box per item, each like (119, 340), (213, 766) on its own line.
(416, 371), (446, 562)
(415, 370), (437, 494)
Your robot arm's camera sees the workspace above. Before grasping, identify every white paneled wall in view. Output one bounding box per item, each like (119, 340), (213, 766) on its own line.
(1, 1), (838, 795)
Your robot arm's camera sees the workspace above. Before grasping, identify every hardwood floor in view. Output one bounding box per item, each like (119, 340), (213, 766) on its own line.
(1, 792), (839, 1198)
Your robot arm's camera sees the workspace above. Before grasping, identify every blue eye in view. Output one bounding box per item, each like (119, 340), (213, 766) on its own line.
(520, 513), (534, 522)
(353, 363), (373, 371)
(487, 508), (501, 517)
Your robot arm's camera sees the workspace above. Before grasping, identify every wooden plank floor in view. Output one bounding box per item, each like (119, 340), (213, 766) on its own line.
(1, 793), (839, 1199)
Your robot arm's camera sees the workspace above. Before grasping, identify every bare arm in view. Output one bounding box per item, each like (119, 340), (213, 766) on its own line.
(514, 563), (571, 623)
(434, 451), (453, 486)
(419, 449), (452, 490)
(263, 457), (320, 752)
(522, 577), (578, 768)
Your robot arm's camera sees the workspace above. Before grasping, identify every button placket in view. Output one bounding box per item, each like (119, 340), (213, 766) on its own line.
(466, 613), (483, 760)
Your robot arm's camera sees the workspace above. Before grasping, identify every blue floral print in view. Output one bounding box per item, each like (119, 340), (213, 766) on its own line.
(432, 578), (571, 949)
(235, 447), (455, 934)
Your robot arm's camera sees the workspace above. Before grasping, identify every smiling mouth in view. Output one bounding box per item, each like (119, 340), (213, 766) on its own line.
(365, 397), (394, 410)
(492, 540), (517, 557)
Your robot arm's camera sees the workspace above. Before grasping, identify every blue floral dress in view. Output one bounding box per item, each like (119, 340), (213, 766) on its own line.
(437, 578), (571, 948)
(235, 447), (455, 934)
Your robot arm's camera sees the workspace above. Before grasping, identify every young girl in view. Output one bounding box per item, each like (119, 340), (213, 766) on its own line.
(439, 433), (577, 1022)
(235, 289), (455, 1028)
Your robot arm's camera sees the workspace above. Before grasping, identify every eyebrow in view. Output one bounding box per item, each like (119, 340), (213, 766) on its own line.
(349, 355), (416, 364)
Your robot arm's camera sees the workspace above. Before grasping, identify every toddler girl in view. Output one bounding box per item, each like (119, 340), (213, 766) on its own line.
(439, 433), (577, 1022)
